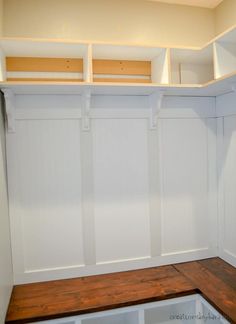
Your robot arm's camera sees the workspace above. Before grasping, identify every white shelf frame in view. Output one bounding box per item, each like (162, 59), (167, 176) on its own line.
(33, 294), (229, 324)
(1, 24), (236, 96)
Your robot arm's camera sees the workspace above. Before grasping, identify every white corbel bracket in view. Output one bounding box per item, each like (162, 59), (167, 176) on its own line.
(149, 91), (165, 130)
(82, 89), (91, 131)
(2, 89), (15, 133)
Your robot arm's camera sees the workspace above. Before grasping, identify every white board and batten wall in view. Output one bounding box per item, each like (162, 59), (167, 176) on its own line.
(0, 94), (13, 323)
(6, 93), (220, 284)
(216, 91), (236, 268)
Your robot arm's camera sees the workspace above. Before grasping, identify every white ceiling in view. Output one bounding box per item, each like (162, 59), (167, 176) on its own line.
(148, 0), (224, 8)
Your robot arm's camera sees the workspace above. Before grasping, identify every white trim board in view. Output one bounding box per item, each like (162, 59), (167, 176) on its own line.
(14, 248), (216, 284)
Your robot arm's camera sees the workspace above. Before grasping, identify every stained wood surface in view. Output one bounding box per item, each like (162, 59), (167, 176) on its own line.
(6, 57), (84, 72)
(7, 78), (83, 82)
(93, 77), (151, 83)
(5, 257), (236, 324)
(93, 59), (151, 76)
(199, 258), (236, 290)
(6, 266), (196, 323)
(175, 259), (236, 323)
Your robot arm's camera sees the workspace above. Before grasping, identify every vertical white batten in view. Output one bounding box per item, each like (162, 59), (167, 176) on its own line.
(213, 42), (220, 80)
(148, 123), (162, 257)
(84, 44), (93, 83)
(0, 93), (13, 323)
(80, 120), (96, 265)
(206, 117), (218, 254)
(6, 131), (26, 283)
(0, 47), (6, 81)
(217, 117), (225, 261)
(138, 309), (145, 324)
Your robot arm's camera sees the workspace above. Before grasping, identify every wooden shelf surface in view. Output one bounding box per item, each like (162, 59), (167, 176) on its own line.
(5, 257), (236, 324)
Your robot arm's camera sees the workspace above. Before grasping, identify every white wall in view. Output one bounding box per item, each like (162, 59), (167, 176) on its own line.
(2, 0), (215, 47)
(0, 94), (13, 324)
(6, 94), (218, 284)
(216, 92), (236, 267)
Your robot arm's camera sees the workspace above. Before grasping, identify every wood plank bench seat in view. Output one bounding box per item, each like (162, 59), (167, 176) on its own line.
(5, 257), (236, 324)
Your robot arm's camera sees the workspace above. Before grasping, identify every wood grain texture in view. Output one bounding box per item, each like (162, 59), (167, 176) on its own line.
(6, 266), (196, 324)
(6, 57), (84, 72)
(174, 259), (236, 323)
(93, 59), (151, 76)
(93, 78), (151, 83)
(7, 78), (83, 82)
(199, 258), (236, 290)
(5, 258), (236, 324)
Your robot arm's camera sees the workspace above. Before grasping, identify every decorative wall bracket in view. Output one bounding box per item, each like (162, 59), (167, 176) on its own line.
(2, 88), (15, 133)
(149, 91), (165, 130)
(82, 89), (91, 131)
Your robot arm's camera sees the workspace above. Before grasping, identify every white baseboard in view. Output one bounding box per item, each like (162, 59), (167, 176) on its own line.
(219, 250), (236, 267)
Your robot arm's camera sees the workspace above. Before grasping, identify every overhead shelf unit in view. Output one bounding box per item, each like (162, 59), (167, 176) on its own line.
(1, 24), (236, 96)
(0, 39), (90, 82)
(92, 44), (169, 84)
(170, 45), (214, 85)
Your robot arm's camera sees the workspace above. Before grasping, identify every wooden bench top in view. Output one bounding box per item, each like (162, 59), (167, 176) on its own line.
(5, 257), (236, 324)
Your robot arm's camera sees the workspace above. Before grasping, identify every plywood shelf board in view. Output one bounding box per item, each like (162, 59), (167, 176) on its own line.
(93, 78), (151, 83)
(6, 57), (84, 73)
(92, 59), (151, 76)
(6, 78), (84, 82)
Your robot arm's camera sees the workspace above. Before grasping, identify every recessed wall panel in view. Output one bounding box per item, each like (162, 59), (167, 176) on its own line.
(7, 120), (84, 271)
(161, 119), (209, 254)
(92, 119), (150, 263)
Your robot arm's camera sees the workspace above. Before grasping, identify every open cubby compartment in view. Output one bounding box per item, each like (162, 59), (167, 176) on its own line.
(25, 295), (230, 324)
(199, 298), (229, 324)
(144, 295), (229, 324)
(0, 38), (90, 82)
(145, 297), (196, 324)
(81, 310), (139, 324)
(214, 27), (236, 79)
(170, 45), (214, 85)
(92, 44), (169, 84)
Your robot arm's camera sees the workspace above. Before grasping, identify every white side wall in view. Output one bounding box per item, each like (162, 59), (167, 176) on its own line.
(0, 94), (13, 324)
(216, 92), (236, 267)
(6, 95), (218, 284)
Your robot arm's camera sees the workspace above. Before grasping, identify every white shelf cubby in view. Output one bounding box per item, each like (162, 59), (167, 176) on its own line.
(92, 44), (169, 84)
(170, 45), (214, 85)
(214, 28), (236, 80)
